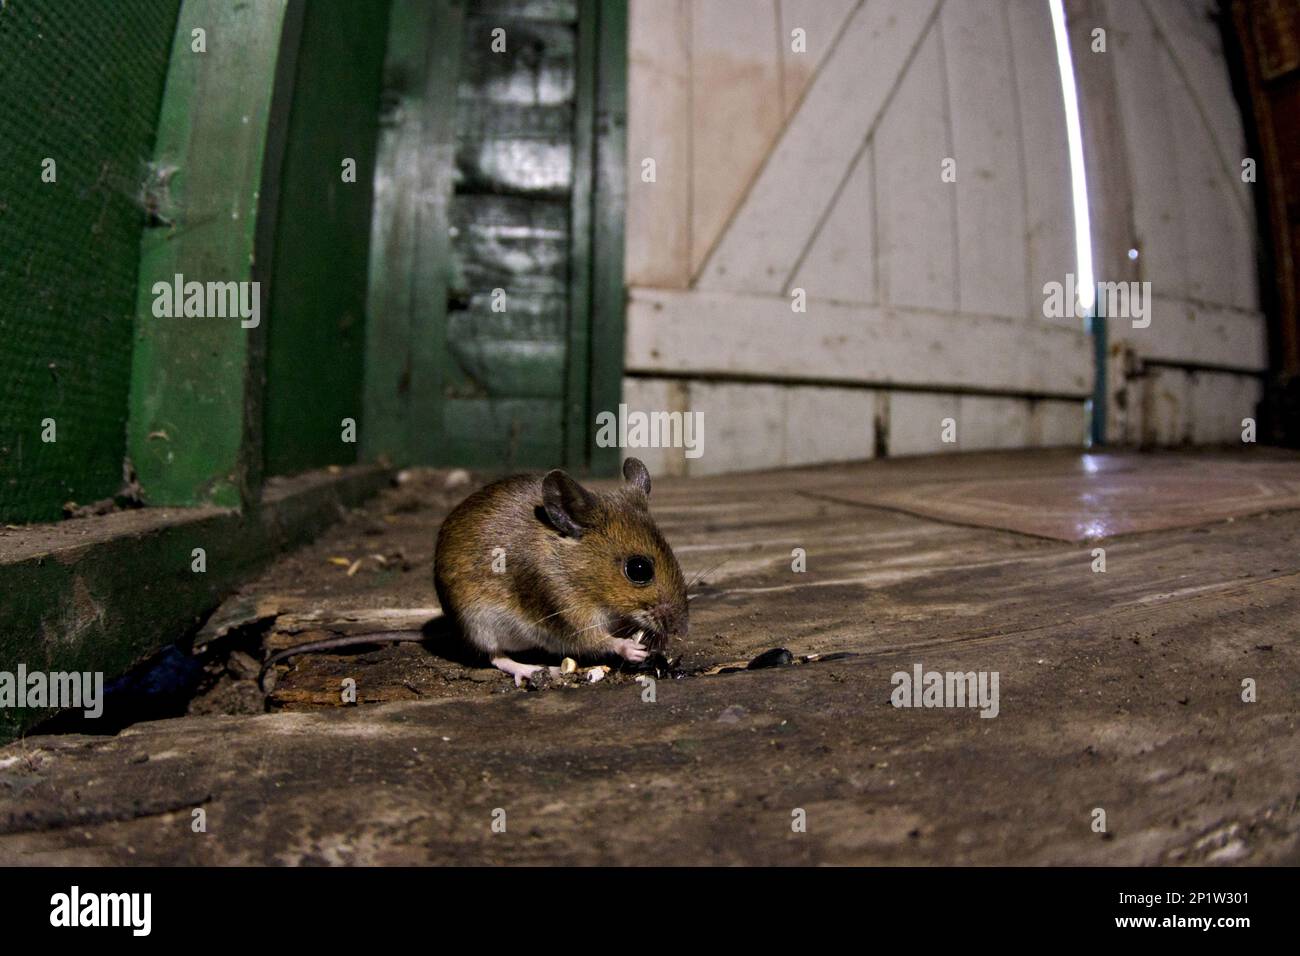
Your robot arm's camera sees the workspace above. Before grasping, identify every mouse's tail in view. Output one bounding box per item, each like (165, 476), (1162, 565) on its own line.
(258, 631), (428, 691)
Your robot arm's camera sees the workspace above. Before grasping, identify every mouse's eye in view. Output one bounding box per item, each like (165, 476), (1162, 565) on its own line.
(623, 554), (655, 586)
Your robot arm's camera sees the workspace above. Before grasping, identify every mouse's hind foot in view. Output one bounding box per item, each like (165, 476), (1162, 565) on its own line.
(491, 655), (551, 688)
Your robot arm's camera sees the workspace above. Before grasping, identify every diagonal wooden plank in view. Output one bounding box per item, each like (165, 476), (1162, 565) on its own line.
(789, 139), (874, 304)
(688, 0), (785, 277)
(777, 0), (859, 116)
(1103, 0), (1190, 301)
(1141, 0), (1253, 224)
(695, 0), (941, 294)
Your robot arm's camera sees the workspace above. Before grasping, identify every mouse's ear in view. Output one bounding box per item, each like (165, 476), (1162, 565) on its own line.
(542, 470), (598, 538)
(622, 457), (651, 497)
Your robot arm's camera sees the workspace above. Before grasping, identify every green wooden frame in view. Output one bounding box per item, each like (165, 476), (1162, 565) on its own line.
(127, 0), (304, 508)
(569, 0), (628, 476)
(362, 0), (463, 469)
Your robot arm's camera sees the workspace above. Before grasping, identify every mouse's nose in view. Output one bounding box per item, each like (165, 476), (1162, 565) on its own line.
(657, 601), (689, 639)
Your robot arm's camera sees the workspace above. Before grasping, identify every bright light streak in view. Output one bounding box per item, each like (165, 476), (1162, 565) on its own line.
(1049, 0), (1095, 318)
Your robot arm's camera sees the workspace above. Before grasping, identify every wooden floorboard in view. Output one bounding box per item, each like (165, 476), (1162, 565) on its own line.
(2, 449), (1296, 864)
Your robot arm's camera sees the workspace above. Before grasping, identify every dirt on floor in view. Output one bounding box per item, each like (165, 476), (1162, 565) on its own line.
(1, 450), (1297, 864)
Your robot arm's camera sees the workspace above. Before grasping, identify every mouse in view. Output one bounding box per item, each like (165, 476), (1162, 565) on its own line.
(434, 456), (688, 686)
(258, 458), (688, 688)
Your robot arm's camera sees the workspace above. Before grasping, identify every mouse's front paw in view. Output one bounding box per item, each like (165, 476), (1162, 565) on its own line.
(610, 636), (649, 663)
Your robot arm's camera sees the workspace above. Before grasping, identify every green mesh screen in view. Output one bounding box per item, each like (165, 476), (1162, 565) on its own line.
(0, 1), (181, 522)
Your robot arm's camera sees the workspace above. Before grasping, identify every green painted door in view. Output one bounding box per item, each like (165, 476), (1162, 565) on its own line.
(441, 0), (590, 470)
(363, 0), (625, 475)
(441, 1), (581, 469)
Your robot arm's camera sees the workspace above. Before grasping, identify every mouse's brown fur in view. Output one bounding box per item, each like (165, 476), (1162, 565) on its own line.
(434, 458), (687, 684)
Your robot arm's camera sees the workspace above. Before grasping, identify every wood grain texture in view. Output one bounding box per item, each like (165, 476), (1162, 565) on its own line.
(816, 450), (1300, 540)
(1145, 0), (1253, 213)
(624, 0), (691, 287)
(1107, 0), (1193, 298)
(9, 452), (1298, 864)
(874, 25), (955, 312)
(1129, 296), (1268, 370)
(887, 392), (1085, 457)
(626, 288), (1093, 397)
(1138, 365), (1264, 446)
(941, 0), (1027, 318)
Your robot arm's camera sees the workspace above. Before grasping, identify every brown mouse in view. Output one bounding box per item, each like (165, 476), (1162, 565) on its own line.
(433, 457), (688, 686)
(257, 459), (688, 688)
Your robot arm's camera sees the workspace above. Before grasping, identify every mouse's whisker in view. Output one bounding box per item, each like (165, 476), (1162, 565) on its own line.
(529, 603), (582, 628)
(570, 619), (610, 635)
(685, 557), (732, 593)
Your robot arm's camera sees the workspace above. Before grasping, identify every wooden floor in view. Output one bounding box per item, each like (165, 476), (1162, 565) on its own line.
(1, 448), (1297, 865)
